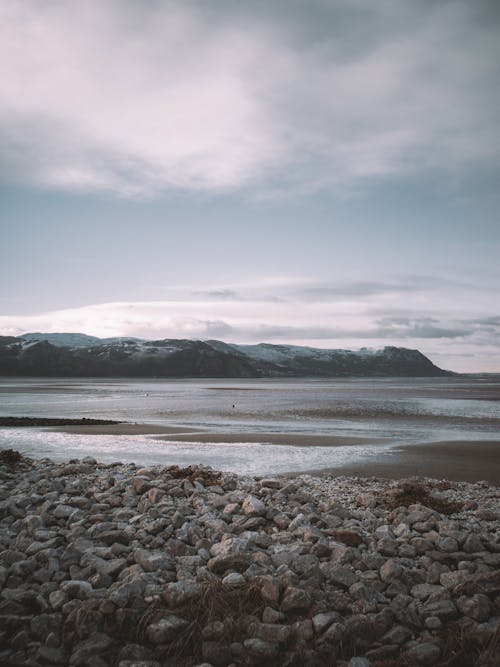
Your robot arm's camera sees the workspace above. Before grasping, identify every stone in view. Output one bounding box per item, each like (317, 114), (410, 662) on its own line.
(281, 586), (311, 613)
(243, 638), (279, 659)
(439, 570), (469, 590)
(60, 580), (92, 599)
(322, 622), (345, 644)
(98, 530), (130, 545)
(382, 624), (413, 645)
(410, 583), (443, 600)
(405, 642), (441, 664)
(348, 658), (371, 667)
(380, 559), (404, 583)
(242, 495), (266, 517)
(222, 572), (245, 588)
(38, 646), (65, 664)
(320, 563), (358, 588)
(201, 641), (232, 666)
(250, 622), (292, 644)
(69, 634), (114, 665)
(312, 612), (339, 634)
(207, 553), (249, 574)
(456, 594), (491, 622)
(133, 549), (175, 572)
(421, 599), (458, 621)
(260, 479), (282, 489)
(201, 621), (225, 640)
(163, 581), (202, 607)
(146, 615), (188, 644)
(116, 644), (155, 663)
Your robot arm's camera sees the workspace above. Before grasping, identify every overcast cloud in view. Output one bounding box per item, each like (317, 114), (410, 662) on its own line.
(1, 0), (499, 195)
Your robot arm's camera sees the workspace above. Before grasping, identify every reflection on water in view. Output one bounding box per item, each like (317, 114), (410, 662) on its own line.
(0, 377), (499, 473)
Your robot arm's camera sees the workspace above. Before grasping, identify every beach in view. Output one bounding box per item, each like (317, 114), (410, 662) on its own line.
(1, 450), (499, 666)
(51, 422), (500, 483)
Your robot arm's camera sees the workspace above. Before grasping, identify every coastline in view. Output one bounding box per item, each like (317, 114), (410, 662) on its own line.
(0, 418), (498, 483)
(42, 421), (500, 484)
(302, 440), (500, 484)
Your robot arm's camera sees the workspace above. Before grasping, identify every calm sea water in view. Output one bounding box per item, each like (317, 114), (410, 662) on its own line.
(1, 377), (499, 475)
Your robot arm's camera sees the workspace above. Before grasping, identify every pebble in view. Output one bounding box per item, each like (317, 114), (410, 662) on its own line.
(0, 453), (499, 666)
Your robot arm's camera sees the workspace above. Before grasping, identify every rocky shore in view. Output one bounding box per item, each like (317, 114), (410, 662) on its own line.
(1, 450), (499, 667)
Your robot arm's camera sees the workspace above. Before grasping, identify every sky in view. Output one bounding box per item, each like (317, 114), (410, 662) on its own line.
(1, 0), (499, 372)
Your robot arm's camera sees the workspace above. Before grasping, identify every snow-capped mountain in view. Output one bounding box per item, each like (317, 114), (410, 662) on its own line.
(0, 334), (451, 377)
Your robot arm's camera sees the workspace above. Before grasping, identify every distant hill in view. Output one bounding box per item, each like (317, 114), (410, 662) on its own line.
(0, 333), (452, 378)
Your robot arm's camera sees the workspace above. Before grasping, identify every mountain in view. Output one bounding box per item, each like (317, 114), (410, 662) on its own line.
(0, 333), (451, 377)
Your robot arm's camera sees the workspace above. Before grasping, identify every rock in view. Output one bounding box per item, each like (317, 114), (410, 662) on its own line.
(146, 615), (188, 644)
(456, 594), (491, 622)
(259, 576), (280, 605)
(410, 583), (443, 600)
(1, 453), (499, 667)
(222, 572), (245, 588)
(281, 586), (311, 612)
(440, 570), (469, 590)
(60, 580), (92, 599)
(421, 599), (458, 621)
(207, 553), (249, 574)
(201, 621), (225, 640)
(312, 612), (339, 634)
(348, 658), (371, 667)
(322, 622), (345, 643)
(320, 563), (358, 588)
(242, 495), (266, 517)
(243, 638), (279, 659)
(163, 581), (202, 607)
(69, 634), (114, 665)
(405, 641), (441, 664)
(133, 549), (175, 572)
(116, 644), (155, 663)
(38, 646), (65, 664)
(98, 530), (130, 545)
(118, 662), (160, 667)
(201, 640), (232, 666)
(475, 570), (500, 595)
(260, 479), (282, 489)
(380, 559), (404, 583)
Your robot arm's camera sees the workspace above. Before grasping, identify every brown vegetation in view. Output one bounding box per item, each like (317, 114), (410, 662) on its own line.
(385, 480), (463, 515)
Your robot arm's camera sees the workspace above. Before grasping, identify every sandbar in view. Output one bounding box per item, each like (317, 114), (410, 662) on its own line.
(49, 423), (202, 436)
(154, 431), (386, 447)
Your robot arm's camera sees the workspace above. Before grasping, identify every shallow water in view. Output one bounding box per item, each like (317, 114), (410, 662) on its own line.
(0, 376), (499, 474)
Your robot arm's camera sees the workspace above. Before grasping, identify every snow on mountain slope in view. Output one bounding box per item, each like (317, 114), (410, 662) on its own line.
(21, 332), (103, 348)
(2, 333), (451, 377)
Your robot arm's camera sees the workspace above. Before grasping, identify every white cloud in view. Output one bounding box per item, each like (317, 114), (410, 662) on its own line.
(0, 0), (498, 195)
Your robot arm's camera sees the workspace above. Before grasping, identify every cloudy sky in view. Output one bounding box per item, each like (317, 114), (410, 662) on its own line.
(1, 0), (499, 372)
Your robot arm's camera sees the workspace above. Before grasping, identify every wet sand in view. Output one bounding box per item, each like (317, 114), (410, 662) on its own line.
(309, 440), (500, 484)
(50, 423), (201, 436)
(155, 431), (386, 447)
(37, 422), (500, 483)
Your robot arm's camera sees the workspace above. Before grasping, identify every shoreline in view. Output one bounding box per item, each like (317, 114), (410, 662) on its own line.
(46, 422), (500, 484)
(1, 419), (498, 483)
(300, 440), (500, 484)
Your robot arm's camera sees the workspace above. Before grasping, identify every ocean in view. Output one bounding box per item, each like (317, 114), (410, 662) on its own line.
(1, 376), (499, 475)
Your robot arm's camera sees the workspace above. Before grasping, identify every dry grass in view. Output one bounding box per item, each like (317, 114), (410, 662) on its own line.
(119, 579), (265, 666)
(386, 480), (462, 515)
(166, 465), (223, 487)
(0, 448), (32, 470)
